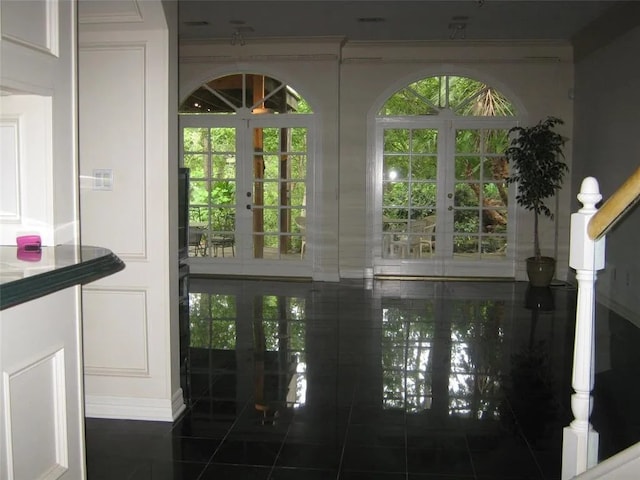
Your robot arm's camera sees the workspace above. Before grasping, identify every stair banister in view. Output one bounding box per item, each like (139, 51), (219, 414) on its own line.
(562, 177), (606, 479)
(587, 166), (640, 241)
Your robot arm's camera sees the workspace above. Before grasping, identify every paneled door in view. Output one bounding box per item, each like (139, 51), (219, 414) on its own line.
(181, 114), (312, 278)
(374, 120), (514, 278)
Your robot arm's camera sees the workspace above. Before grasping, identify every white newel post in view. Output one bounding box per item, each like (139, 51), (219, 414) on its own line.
(562, 177), (606, 479)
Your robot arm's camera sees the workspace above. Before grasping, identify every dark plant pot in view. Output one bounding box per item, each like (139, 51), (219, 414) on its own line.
(526, 256), (556, 287)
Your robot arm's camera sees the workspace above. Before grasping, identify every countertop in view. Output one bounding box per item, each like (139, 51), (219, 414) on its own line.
(0, 245), (125, 310)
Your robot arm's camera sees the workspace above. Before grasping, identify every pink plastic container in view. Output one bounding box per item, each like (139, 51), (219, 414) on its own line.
(16, 235), (41, 251)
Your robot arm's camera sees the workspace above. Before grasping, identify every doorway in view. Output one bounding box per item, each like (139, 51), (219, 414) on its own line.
(373, 75), (518, 278)
(180, 73), (314, 278)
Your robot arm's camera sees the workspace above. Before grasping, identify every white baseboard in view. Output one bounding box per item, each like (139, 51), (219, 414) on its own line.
(313, 271), (341, 282)
(85, 388), (186, 422)
(338, 268), (364, 279)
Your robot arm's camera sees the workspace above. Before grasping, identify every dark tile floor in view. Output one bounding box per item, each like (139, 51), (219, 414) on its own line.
(85, 278), (640, 480)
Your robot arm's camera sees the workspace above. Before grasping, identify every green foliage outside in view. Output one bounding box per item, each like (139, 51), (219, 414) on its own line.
(182, 74), (516, 257)
(183, 122), (308, 251)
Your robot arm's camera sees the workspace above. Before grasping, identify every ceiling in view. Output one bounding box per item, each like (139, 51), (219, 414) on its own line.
(177, 0), (621, 44)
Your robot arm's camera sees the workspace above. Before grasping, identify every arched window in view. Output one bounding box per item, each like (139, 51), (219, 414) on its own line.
(379, 75), (515, 117)
(374, 74), (518, 278)
(180, 73), (312, 115)
(179, 73), (315, 278)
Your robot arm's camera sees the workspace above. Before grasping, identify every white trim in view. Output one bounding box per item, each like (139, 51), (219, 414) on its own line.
(312, 271), (340, 282)
(84, 389), (186, 422)
(0, 0), (59, 57)
(339, 268), (366, 279)
(573, 442), (640, 480)
(78, 0), (143, 24)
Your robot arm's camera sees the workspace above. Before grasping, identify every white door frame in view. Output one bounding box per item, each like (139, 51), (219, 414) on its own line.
(371, 114), (517, 278)
(180, 112), (316, 278)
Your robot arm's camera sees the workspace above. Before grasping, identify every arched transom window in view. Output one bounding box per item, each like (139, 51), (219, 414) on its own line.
(379, 75), (516, 117)
(180, 73), (312, 115)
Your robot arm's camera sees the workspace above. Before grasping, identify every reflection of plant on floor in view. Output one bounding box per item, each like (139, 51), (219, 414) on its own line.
(503, 340), (559, 443)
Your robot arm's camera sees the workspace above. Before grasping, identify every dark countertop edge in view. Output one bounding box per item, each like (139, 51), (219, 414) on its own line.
(1, 250), (125, 311)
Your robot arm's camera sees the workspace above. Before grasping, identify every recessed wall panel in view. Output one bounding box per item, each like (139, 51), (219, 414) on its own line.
(83, 288), (149, 376)
(0, 95), (54, 245)
(0, 0), (58, 56)
(79, 44), (147, 259)
(3, 349), (68, 480)
(0, 120), (20, 220)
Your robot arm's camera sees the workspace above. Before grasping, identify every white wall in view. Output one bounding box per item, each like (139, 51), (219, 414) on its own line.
(78, 0), (182, 421)
(573, 23), (640, 326)
(1, 0), (86, 477)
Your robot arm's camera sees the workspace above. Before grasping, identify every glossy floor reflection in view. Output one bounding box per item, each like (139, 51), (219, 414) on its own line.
(86, 278), (640, 480)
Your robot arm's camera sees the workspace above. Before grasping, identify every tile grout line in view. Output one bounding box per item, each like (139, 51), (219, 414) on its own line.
(463, 432), (479, 480)
(191, 399), (251, 480)
(335, 374), (358, 480)
(266, 407), (293, 480)
(502, 394), (549, 480)
(404, 412), (409, 480)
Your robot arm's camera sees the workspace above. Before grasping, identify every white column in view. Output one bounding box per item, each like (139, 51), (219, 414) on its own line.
(562, 177), (606, 479)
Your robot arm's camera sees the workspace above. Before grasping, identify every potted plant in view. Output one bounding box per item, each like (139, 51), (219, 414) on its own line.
(506, 116), (568, 287)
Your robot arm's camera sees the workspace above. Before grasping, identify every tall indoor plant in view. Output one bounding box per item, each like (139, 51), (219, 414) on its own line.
(506, 116), (568, 286)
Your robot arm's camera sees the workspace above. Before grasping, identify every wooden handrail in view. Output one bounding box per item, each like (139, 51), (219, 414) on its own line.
(587, 166), (640, 240)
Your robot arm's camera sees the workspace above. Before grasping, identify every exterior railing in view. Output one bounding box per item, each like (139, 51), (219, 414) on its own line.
(562, 167), (640, 479)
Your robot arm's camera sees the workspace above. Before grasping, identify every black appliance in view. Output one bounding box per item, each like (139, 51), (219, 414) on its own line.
(178, 167), (190, 261)
(177, 167), (191, 404)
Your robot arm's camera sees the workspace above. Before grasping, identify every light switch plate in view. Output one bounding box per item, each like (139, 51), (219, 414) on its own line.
(93, 169), (113, 191)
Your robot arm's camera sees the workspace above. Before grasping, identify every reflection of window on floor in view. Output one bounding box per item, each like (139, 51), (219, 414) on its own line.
(187, 293), (238, 407)
(382, 302), (435, 412)
(187, 292), (307, 407)
(381, 299), (505, 419)
(189, 293), (237, 349)
(255, 295), (307, 407)
(449, 300), (505, 419)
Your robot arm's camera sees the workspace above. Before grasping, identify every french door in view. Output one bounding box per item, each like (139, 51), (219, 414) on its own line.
(373, 118), (515, 278)
(181, 114), (313, 278)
